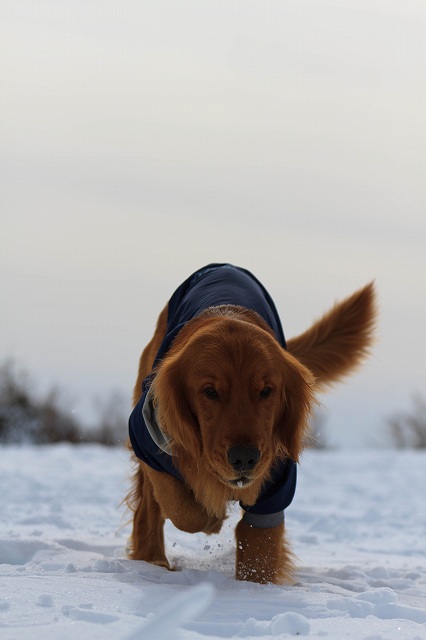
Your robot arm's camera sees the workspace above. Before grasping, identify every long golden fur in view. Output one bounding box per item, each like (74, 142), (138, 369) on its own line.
(126, 278), (376, 584)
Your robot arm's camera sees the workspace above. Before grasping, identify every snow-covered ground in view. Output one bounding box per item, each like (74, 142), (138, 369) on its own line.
(1, 445), (425, 640)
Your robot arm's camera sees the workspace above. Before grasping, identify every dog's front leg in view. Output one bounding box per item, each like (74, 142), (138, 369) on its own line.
(146, 467), (224, 534)
(129, 464), (170, 569)
(235, 517), (295, 585)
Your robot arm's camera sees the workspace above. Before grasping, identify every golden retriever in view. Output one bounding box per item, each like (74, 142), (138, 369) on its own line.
(126, 264), (376, 584)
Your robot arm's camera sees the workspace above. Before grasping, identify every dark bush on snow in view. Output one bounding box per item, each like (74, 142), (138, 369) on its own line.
(386, 394), (426, 449)
(0, 360), (128, 446)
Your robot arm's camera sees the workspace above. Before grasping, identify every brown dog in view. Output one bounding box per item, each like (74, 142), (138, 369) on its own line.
(126, 264), (376, 584)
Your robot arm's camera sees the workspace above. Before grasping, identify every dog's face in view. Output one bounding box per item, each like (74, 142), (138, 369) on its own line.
(153, 317), (315, 491)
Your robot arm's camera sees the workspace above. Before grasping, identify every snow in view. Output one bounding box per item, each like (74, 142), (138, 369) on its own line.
(1, 445), (425, 640)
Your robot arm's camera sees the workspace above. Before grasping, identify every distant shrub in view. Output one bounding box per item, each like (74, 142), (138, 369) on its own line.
(88, 390), (129, 447)
(386, 394), (426, 449)
(0, 359), (128, 446)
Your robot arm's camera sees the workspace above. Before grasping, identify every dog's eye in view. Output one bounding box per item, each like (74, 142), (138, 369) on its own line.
(204, 387), (219, 398)
(260, 387), (272, 397)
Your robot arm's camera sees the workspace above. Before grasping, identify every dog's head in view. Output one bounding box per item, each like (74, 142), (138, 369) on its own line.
(152, 313), (315, 491)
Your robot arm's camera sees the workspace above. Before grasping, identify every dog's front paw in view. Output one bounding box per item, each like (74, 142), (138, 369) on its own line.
(235, 518), (294, 585)
(202, 514), (224, 535)
(152, 558), (173, 571)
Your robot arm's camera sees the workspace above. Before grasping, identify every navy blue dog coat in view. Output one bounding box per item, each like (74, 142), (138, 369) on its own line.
(129, 264), (297, 526)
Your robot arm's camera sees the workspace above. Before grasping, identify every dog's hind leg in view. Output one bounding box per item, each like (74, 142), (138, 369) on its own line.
(128, 464), (170, 569)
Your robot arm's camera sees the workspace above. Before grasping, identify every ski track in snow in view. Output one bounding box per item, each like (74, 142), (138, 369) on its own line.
(0, 445), (425, 640)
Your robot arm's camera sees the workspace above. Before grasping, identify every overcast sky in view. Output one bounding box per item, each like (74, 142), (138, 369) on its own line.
(1, 0), (425, 447)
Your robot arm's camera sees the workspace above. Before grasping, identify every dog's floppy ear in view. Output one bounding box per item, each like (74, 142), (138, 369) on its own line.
(151, 353), (202, 457)
(276, 352), (316, 462)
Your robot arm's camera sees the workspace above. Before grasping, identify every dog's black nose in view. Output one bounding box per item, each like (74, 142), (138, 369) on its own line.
(227, 446), (260, 472)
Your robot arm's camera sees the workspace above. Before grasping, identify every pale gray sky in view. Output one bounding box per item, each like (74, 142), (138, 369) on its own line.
(1, 0), (425, 446)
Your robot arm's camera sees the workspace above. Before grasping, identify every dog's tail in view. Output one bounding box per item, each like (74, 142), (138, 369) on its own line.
(286, 282), (377, 390)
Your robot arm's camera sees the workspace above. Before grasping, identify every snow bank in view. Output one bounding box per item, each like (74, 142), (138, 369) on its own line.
(1, 445), (425, 639)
